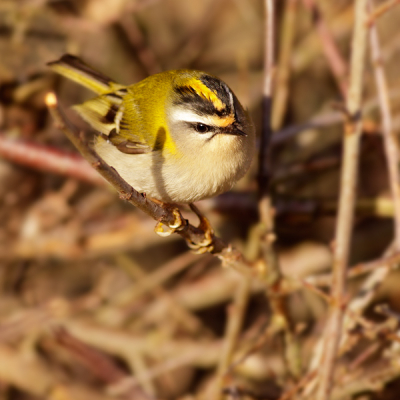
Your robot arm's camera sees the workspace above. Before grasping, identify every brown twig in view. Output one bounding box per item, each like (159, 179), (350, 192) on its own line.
(315, 0), (368, 399)
(54, 328), (129, 384)
(271, 0), (298, 130)
(333, 0), (400, 363)
(369, 2), (400, 251)
(272, 156), (340, 184)
(301, 280), (332, 304)
(306, 250), (400, 287)
(339, 241), (396, 354)
(301, 0), (348, 97)
(258, 0), (275, 201)
(272, 87), (400, 146)
(258, 0), (300, 380)
(347, 342), (381, 371)
(258, 0), (279, 285)
(112, 251), (199, 304)
(63, 320), (223, 373)
(366, 0), (400, 25)
(115, 253), (207, 335)
(259, 0), (278, 246)
(0, 343), (114, 400)
(109, 255), (183, 396)
(277, 370), (317, 400)
(227, 323), (273, 375)
(272, 110), (344, 146)
(212, 277), (251, 400)
(143, 269), (265, 320)
(330, 362), (400, 400)
(0, 135), (106, 186)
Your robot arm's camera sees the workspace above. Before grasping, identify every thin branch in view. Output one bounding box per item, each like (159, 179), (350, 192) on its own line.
(301, 0), (348, 97)
(54, 328), (129, 384)
(369, 1), (400, 250)
(113, 251), (199, 303)
(301, 280), (332, 304)
(258, 0), (280, 281)
(331, 0), (400, 366)
(272, 87), (400, 146)
(0, 343), (114, 400)
(316, 0), (368, 399)
(339, 241), (396, 354)
(306, 250), (400, 287)
(271, 0), (298, 130)
(0, 135), (106, 186)
(258, 0), (278, 284)
(115, 253), (207, 335)
(366, 0), (400, 25)
(258, 0), (300, 380)
(277, 370), (317, 400)
(258, 0), (275, 199)
(212, 277), (251, 400)
(330, 363), (400, 400)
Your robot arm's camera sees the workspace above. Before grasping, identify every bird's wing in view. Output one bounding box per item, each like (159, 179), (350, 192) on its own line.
(74, 93), (152, 155)
(48, 54), (152, 155)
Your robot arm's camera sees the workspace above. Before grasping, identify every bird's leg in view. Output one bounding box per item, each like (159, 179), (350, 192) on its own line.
(186, 203), (215, 253)
(153, 199), (186, 237)
(153, 200), (214, 253)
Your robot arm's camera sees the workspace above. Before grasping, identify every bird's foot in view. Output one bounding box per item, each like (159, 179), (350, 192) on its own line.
(153, 199), (186, 237)
(186, 203), (214, 254)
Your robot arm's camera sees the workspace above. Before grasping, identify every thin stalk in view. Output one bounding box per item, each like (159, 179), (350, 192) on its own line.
(369, 2), (400, 250)
(316, 0), (368, 399)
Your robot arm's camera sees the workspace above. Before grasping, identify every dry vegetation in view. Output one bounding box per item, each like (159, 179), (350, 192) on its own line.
(1, 0), (400, 399)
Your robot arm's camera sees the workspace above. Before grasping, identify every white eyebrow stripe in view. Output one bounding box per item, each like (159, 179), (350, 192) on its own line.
(170, 109), (215, 125)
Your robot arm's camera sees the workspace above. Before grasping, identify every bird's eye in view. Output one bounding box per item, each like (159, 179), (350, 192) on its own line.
(194, 123), (210, 133)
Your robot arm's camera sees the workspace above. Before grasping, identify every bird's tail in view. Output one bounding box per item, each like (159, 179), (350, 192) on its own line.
(47, 54), (124, 95)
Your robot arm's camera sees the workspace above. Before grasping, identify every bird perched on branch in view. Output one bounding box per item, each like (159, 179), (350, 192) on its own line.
(48, 54), (255, 205)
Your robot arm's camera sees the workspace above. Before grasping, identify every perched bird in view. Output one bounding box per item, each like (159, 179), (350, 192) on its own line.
(48, 54), (255, 205)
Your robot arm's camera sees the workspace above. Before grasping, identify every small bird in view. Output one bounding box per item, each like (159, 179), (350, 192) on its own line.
(48, 54), (255, 205)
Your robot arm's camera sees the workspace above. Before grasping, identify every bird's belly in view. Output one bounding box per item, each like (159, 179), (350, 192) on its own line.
(94, 138), (239, 203)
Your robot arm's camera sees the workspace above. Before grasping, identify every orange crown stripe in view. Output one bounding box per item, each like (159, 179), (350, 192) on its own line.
(187, 79), (225, 111)
(210, 114), (235, 127)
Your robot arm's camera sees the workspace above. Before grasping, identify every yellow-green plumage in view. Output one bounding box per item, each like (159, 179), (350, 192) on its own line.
(48, 54), (255, 203)
(114, 72), (179, 154)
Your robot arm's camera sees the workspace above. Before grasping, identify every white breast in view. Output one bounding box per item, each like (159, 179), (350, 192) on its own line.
(94, 133), (254, 204)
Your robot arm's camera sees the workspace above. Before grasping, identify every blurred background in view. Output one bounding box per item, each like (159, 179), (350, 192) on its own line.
(1, 0), (400, 399)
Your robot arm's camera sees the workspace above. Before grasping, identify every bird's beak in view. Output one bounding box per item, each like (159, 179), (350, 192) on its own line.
(221, 124), (247, 137)
(232, 127), (247, 136)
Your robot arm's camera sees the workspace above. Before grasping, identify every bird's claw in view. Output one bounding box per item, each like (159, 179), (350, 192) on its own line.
(154, 208), (185, 237)
(186, 204), (215, 253)
(154, 203), (215, 254)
